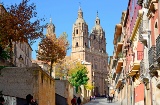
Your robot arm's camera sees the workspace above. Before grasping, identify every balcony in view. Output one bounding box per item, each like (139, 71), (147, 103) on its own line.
(129, 51), (143, 76)
(129, 61), (140, 76)
(139, 20), (149, 46)
(148, 45), (156, 70)
(147, 0), (158, 18)
(112, 68), (116, 80)
(115, 52), (123, 73)
(140, 59), (144, 75)
(115, 36), (123, 57)
(156, 35), (160, 62)
(115, 73), (123, 89)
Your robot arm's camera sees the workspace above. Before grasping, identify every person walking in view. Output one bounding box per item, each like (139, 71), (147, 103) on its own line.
(0, 97), (5, 105)
(71, 96), (76, 105)
(77, 97), (81, 105)
(24, 94), (38, 105)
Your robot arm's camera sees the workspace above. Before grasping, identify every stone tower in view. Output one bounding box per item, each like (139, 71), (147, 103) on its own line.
(71, 7), (89, 60)
(71, 9), (108, 96)
(90, 12), (106, 53)
(46, 18), (56, 37)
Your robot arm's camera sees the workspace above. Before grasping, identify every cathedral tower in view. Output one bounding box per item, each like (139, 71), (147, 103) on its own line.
(71, 7), (89, 60)
(90, 12), (106, 53)
(46, 18), (56, 37)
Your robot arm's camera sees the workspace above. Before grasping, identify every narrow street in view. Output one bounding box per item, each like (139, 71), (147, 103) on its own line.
(84, 98), (120, 105)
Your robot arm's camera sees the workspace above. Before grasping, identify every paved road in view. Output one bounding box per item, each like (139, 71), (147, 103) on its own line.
(84, 98), (120, 105)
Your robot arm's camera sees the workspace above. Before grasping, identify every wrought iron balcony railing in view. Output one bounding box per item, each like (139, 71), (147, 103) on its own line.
(140, 59), (145, 76)
(148, 45), (156, 70)
(156, 35), (160, 62)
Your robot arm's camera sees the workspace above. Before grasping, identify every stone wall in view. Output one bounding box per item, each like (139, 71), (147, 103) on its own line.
(55, 80), (73, 105)
(0, 67), (55, 105)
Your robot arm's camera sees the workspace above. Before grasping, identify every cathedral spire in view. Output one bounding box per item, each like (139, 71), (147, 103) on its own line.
(95, 11), (100, 25)
(78, 2), (83, 18)
(96, 11), (99, 18)
(50, 18), (52, 24)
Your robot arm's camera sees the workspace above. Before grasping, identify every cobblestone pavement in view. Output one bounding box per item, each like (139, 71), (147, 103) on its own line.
(84, 98), (120, 105)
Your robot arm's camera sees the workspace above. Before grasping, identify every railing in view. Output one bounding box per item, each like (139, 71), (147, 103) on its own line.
(156, 35), (160, 62)
(137, 51), (144, 60)
(117, 36), (121, 43)
(115, 73), (120, 84)
(118, 52), (123, 58)
(148, 45), (156, 70)
(139, 20), (149, 40)
(140, 59), (145, 76)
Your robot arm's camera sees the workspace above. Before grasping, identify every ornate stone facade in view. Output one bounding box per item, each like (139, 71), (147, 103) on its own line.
(71, 7), (108, 96)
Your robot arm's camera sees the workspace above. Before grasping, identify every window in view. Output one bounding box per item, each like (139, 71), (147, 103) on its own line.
(76, 42), (78, 47)
(154, 21), (158, 44)
(85, 42), (87, 47)
(94, 35), (96, 39)
(76, 29), (78, 34)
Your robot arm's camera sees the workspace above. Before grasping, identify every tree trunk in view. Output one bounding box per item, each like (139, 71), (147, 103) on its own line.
(50, 60), (53, 77)
(9, 39), (13, 66)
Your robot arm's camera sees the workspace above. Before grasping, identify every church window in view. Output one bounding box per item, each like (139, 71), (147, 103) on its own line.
(94, 35), (96, 39)
(85, 42), (87, 47)
(102, 48), (104, 53)
(155, 22), (158, 28)
(76, 42), (78, 47)
(155, 21), (158, 44)
(76, 29), (78, 34)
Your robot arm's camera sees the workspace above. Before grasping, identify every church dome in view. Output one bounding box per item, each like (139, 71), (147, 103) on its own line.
(93, 24), (103, 31)
(75, 18), (86, 24)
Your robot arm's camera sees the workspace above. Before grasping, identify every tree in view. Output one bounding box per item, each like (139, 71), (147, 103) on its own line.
(37, 32), (69, 76)
(85, 83), (94, 90)
(0, 0), (44, 62)
(69, 63), (89, 93)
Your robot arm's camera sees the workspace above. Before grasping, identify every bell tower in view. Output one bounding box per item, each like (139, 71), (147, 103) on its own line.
(90, 12), (106, 53)
(71, 6), (89, 60)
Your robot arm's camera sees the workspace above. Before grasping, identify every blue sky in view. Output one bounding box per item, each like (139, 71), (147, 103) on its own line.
(3, 0), (128, 60)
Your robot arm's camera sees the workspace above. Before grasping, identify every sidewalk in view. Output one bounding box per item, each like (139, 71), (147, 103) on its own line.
(84, 98), (121, 105)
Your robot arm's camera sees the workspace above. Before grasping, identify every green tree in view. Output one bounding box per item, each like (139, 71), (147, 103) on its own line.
(69, 63), (89, 93)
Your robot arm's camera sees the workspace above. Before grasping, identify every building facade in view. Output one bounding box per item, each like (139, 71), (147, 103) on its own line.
(109, 0), (160, 105)
(0, 4), (32, 68)
(71, 7), (108, 96)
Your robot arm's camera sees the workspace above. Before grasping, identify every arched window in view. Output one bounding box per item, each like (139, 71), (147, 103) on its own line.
(76, 42), (78, 47)
(94, 35), (96, 39)
(76, 29), (78, 34)
(85, 42), (87, 47)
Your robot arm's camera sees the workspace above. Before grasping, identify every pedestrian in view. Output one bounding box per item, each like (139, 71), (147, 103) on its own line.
(90, 96), (92, 101)
(0, 97), (5, 105)
(111, 96), (113, 103)
(77, 97), (81, 105)
(24, 94), (38, 105)
(93, 96), (95, 100)
(71, 96), (76, 105)
(108, 95), (111, 103)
